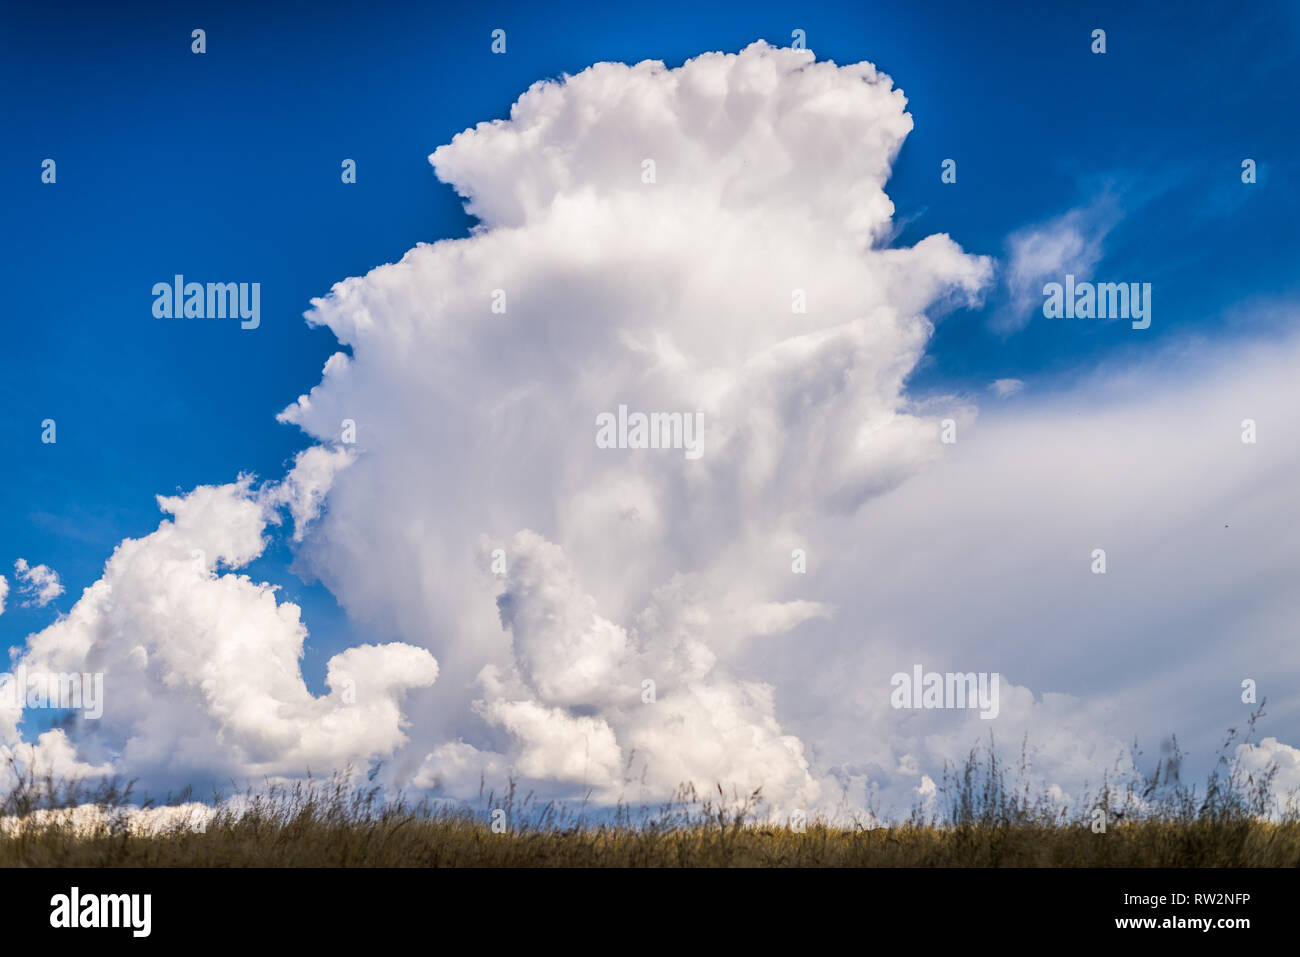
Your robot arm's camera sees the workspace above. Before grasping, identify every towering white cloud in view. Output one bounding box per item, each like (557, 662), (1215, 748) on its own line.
(275, 41), (991, 811)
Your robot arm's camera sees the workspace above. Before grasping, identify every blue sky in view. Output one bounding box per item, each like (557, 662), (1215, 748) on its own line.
(2, 1), (1298, 804)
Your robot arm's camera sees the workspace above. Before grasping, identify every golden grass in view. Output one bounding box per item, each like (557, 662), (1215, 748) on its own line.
(5, 806), (1298, 867)
(3, 709), (1296, 867)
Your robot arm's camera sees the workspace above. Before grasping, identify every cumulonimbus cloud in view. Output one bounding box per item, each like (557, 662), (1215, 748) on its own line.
(273, 41), (991, 812)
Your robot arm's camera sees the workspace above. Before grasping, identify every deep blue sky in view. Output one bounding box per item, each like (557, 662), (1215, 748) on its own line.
(2, 0), (1297, 702)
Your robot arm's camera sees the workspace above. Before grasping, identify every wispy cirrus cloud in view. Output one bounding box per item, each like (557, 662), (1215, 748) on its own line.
(994, 194), (1122, 334)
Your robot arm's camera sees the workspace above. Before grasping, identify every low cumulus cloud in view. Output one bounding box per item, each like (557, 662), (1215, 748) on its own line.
(13, 558), (64, 608)
(2, 467), (437, 791)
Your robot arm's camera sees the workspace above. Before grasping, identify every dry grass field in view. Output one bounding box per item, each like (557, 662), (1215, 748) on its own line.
(4, 715), (1297, 867)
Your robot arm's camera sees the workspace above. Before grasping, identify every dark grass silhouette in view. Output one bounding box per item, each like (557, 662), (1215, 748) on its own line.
(3, 708), (1297, 866)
